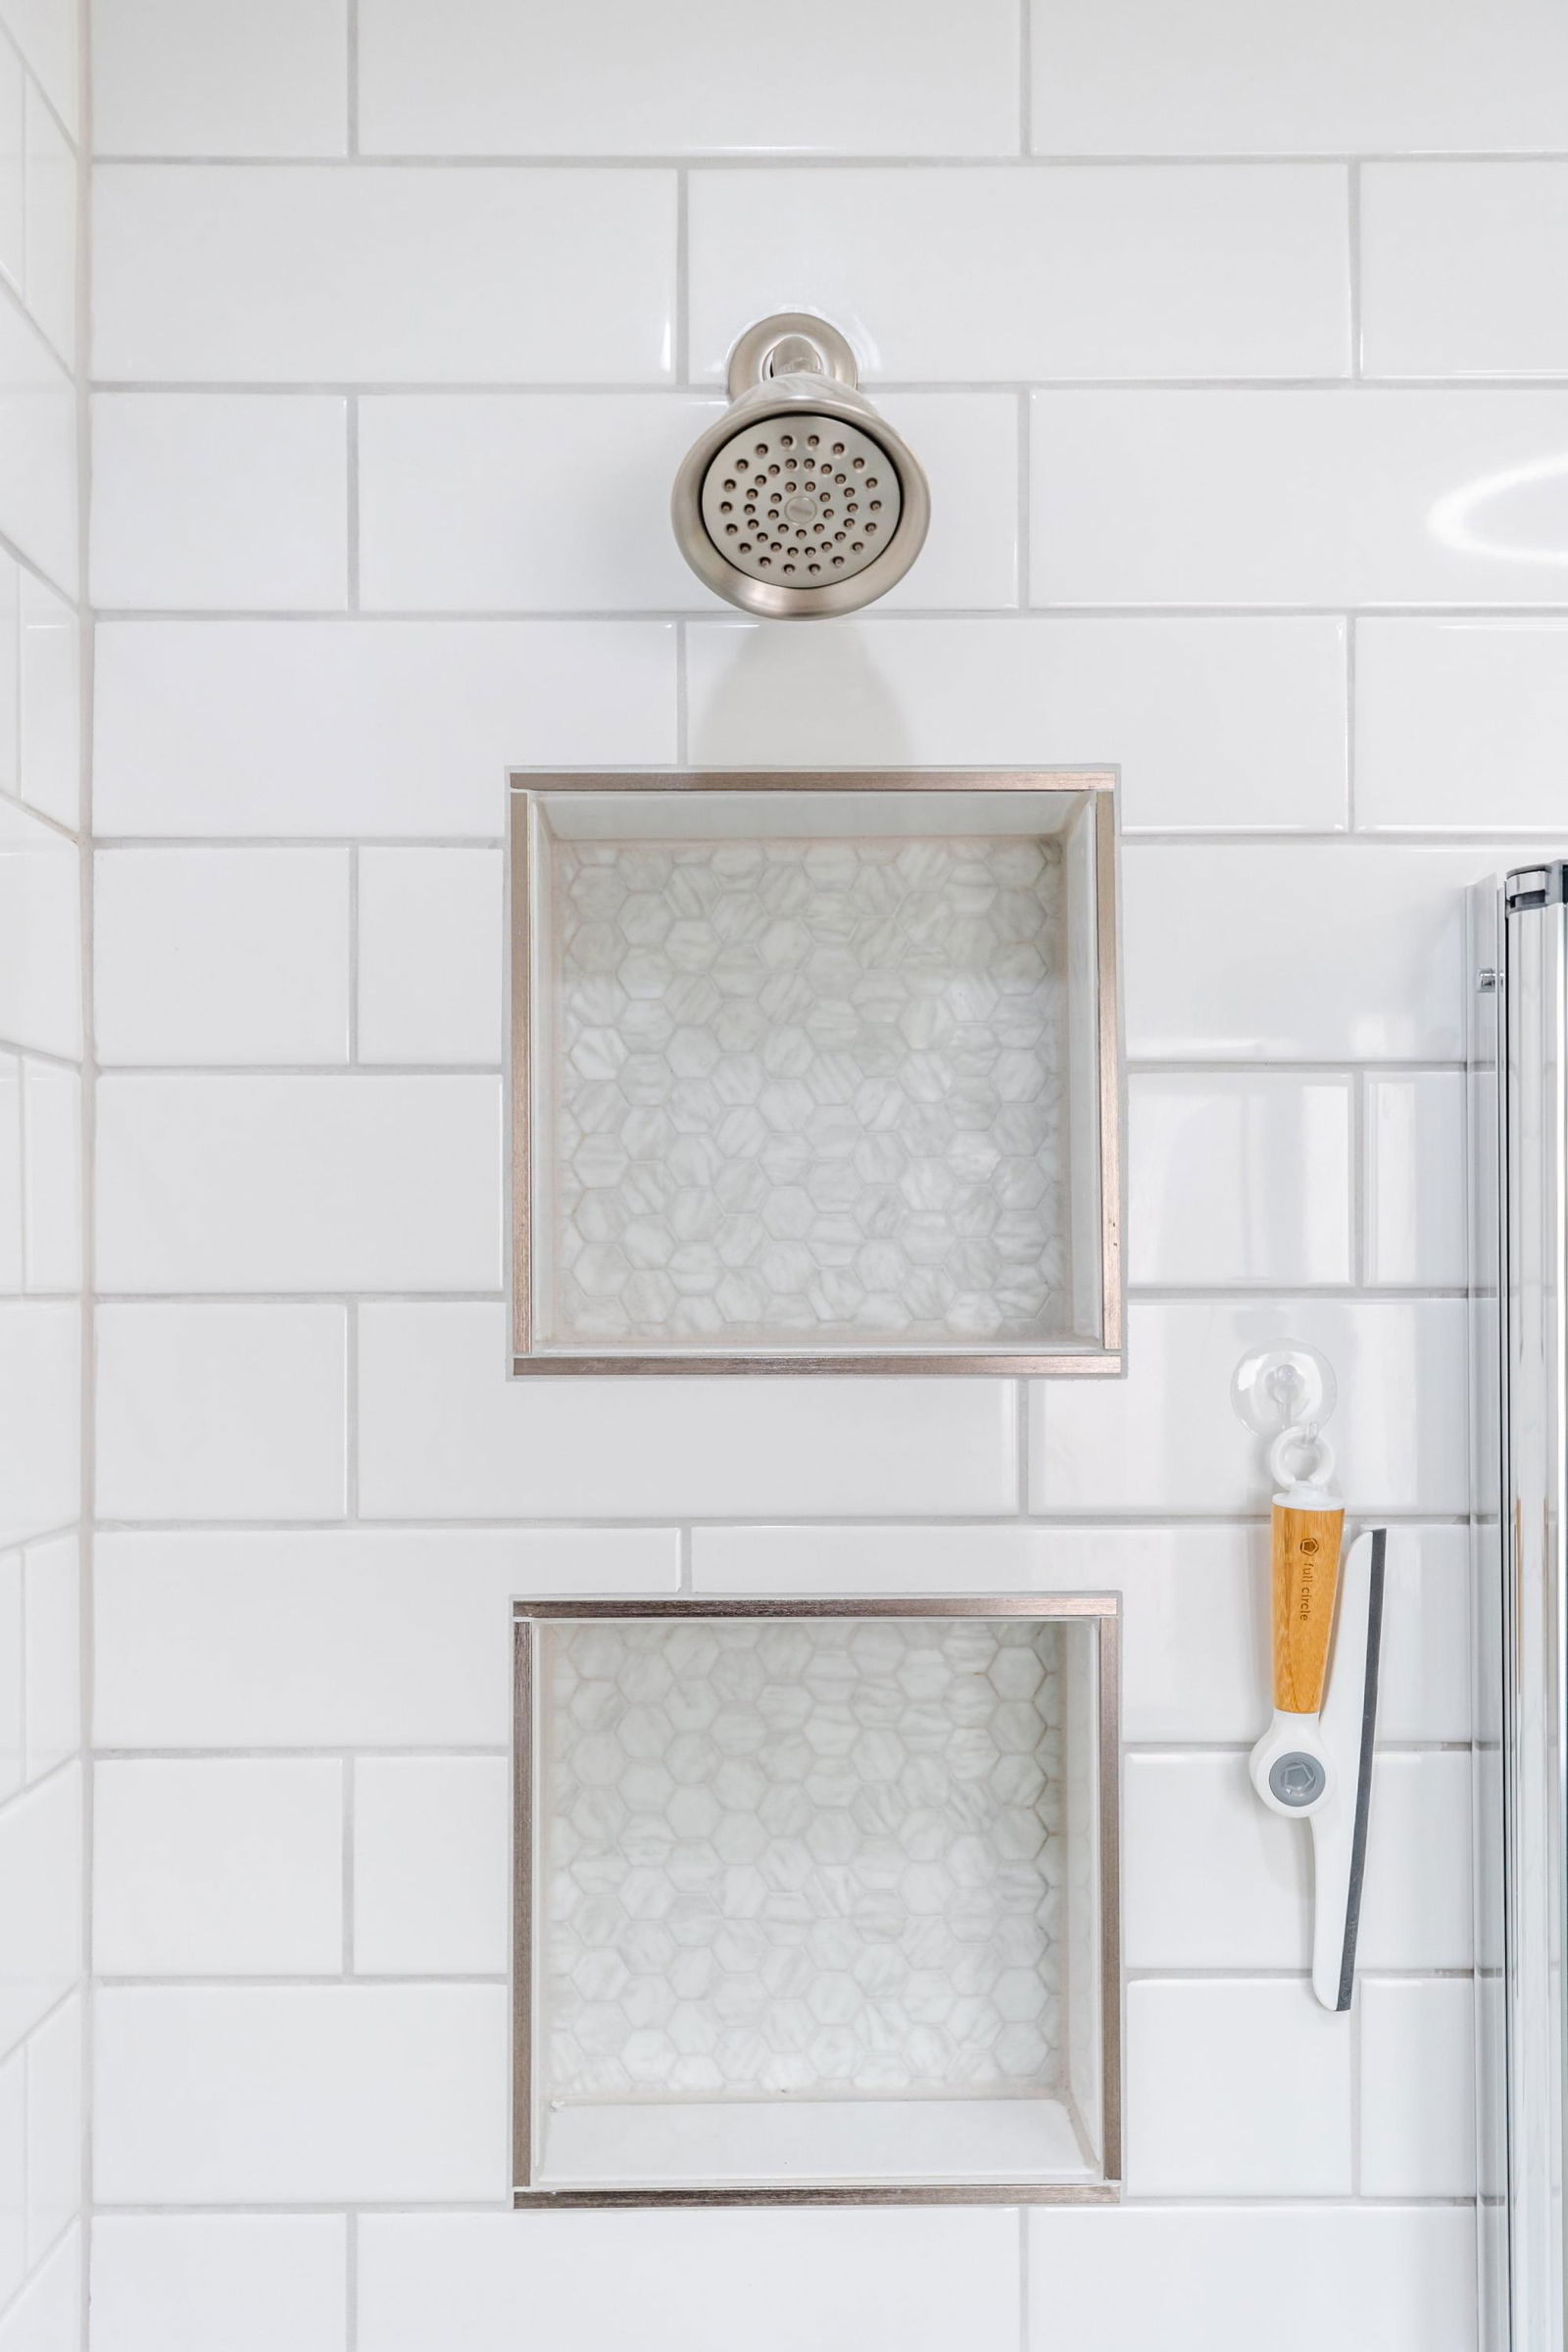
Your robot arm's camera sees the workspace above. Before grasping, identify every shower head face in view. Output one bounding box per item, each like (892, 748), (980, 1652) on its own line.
(672, 314), (930, 619)
(699, 414), (902, 590)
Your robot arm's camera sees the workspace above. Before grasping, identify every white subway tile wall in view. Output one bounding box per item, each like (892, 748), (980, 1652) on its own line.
(0, 0), (83, 2331)
(76, 0), (1550, 2342)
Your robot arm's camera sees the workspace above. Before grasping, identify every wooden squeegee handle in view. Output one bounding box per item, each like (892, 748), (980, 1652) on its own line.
(1271, 1502), (1347, 1714)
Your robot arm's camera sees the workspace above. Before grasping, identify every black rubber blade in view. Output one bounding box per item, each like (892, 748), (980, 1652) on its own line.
(1335, 1527), (1388, 2013)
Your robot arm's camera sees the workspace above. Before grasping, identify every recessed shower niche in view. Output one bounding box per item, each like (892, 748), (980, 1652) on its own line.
(513, 1596), (1120, 2205)
(509, 768), (1122, 1374)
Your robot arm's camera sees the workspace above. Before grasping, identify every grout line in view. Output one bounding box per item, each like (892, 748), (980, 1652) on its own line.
(80, 602), (1568, 631)
(83, 371), (1568, 396)
(346, 394), (361, 611)
(0, 785), (90, 849)
(1015, 1378), (1030, 1514)
(1017, 0), (1031, 158)
(82, 1739), (1467, 1762)
(82, 147), (1568, 168)
(89, 1506), (1469, 1534)
(1018, 2201), (1030, 2350)
(95, 1973), (511, 1989)
(347, 2208), (359, 2352)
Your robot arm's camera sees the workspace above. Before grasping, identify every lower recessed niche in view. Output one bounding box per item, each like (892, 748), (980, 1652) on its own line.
(513, 1596), (1120, 2206)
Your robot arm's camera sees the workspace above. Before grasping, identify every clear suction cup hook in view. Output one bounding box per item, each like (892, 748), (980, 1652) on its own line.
(1231, 1340), (1338, 1443)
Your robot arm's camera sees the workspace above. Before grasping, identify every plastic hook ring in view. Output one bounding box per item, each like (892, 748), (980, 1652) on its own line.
(1269, 1424), (1336, 1492)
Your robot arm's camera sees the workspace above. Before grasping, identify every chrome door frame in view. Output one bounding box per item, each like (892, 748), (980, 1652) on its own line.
(1471, 862), (1568, 2351)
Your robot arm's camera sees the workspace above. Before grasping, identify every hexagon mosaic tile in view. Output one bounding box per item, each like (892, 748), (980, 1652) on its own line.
(542, 1617), (1065, 2102)
(549, 834), (1068, 1347)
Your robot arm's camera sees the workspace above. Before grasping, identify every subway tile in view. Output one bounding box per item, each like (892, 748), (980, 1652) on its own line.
(1026, 2206), (1477, 2352)
(353, 1757), (508, 1976)
(1376, 1526), (1472, 1744)
(355, 393), (707, 612)
(88, 636), (627, 845)
(686, 617), (1348, 830)
(1359, 1978), (1476, 2197)
(358, 2208), (1020, 2352)
(0, 44), (21, 296)
(0, 1766), (80, 2057)
(92, 0), (348, 158)
(1128, 1072), (1353, 1287)
(356, 849), (501, 1065)
(0, 0), (77, 137)
(93, 619), (674, 839)
(0, 1553), (18, 1799)
(1364, 1071), (1467, 1287)
(21, 1060), (80, 1293)
(93, 1759), (343, 1976)
(95, 1302), (347, 1522)
(94, 849), (351, 1066)
(0, 1303), (77, 1549)
(1126, 1980), (1352, 2195)
(22, 1534), (77, 1782)
(24, 1992), (79, 2264)
(1123, 1753), (1308, 1970)
(95, 1074), (501, 1292)
(0, 303), (75, 598)
(690, 166), (1349, 383)
(1357, 620), (1568, 833)
(0, 800), (79, 1058)
(1032, 1298), (1468, 1515)
(1122, 842), (1511, 1063)
(1362, 163), (1568, 379)
(358, 0), (1020, 158)
(94, 1984), (507, 2202)
(91, 2215), (349, 2352)
(94, 166), (675, 383)
(0, 2226), (80, 2352)
(359, 1302), (1016, 1518)
(360, 393), (1006, 613)
(1032, 388), (1568, 608)
(1357, 1752), (1473, 1970)
(93, 1528), (677, 1748)
(23, 87), (73, 368)
(91, 395), (348, 612)
(17, 574), (78, 832)
(1030, 0), (1568, 154)
(0, 1054), (18, 1289)
(0, 2044), (20, 2306)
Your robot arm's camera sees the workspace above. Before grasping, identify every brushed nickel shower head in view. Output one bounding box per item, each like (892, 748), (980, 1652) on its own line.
(672, 313), (930, 619)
